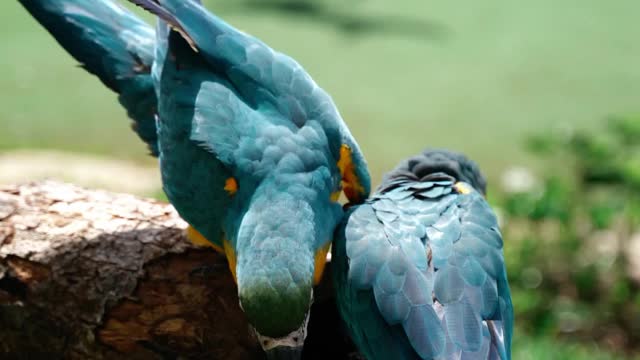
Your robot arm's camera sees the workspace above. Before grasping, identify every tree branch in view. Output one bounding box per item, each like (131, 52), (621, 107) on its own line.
(0, 181), (261, 359)
(0, 181), (358, 359)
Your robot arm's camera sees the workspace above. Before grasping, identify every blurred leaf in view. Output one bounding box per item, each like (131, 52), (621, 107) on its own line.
(621, 154), (640, 190)
(513, 332), (634, 360)
(503, 115), (640, 353)
(611, 279), (631, 305)
(503, 192), (537, 217)
(589, 204), (620, 230)
(574, 264), (599, 300)
(530, 177), (572, 222)
(511, 289), (554, 335)
(608, 115), (640, 145)
(570, 132), (615, 160)
(512, 289), (544, 314)
(525, 133), (562, 155)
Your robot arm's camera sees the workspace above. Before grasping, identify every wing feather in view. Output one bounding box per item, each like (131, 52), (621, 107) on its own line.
(127, 0), (370, 200)
(334, 180), (513, 359)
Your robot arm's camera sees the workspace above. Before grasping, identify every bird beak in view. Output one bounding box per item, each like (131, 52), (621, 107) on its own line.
(254, 308), (310, 360)
(265, 345), (304, 360)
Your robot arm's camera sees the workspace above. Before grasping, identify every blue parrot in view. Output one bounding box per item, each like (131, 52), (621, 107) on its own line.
(18, 0), (371, 357)
(332, 150), (513, 359)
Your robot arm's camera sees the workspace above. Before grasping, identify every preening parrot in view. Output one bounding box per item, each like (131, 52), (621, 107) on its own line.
(18, 0), (371, 357)
(332, 150), (513, 360)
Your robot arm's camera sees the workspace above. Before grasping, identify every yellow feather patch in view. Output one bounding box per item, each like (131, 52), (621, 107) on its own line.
(186, 225), (224, 253)
(454, 182), (472, 195)
(337, 144), (365, 202)
(224, 177), (238, 195)
(313, 242), (332, 285)
(223, 239), (237, 283)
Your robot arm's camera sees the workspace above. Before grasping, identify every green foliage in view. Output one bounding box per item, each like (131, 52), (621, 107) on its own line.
(501, 116), (640, 355)
(513, 332), (640, 360)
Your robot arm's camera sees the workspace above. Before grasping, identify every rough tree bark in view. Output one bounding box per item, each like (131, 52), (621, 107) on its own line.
(0, 181), (355, 360)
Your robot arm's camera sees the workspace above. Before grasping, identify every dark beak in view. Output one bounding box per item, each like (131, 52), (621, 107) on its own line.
(265, 345), (303, 360)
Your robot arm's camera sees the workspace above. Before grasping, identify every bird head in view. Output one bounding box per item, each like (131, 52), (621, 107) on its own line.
(224, 172), (342, 358)
(381, 148), (487, 195)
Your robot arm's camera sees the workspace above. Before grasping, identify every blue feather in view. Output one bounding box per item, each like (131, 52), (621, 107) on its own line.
(132, 0), (371, 196)
(333, 151), (513, 360)
(376, 262), (406, 294)
(403, 305), (446, 358)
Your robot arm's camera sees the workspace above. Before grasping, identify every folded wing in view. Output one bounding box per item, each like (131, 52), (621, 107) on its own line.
(129, 0), (370, 201)
(334, 178), (513, 359)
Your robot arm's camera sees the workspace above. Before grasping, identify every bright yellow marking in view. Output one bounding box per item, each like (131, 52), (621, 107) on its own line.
(454, 182), (472, 195)
(186, 225), (224, 253)
(223, 239), (237, 283)
(337, 144), (366, 203)
(330, 190), (341, 202)
(313, 242), (332, 285)
(224, 177), (238, 195)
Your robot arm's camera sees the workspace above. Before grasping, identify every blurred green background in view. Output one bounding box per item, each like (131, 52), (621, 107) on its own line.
(1, 0), (639, 358)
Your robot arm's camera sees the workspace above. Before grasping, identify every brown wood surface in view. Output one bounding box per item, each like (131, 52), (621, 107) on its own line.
(0, 181), (359, 360)
(0, 181), (263, 359)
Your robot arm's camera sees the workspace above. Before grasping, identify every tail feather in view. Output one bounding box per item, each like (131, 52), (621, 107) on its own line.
(125, 0), (272, 87)
(19, 0), (153, 91)
(19, 0), (159, 155)
(128, 0), (198, 51)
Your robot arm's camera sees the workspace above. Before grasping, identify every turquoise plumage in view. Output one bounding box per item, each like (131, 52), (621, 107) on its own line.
(19, 0), (371, 358)
(333, 150), (513, 360)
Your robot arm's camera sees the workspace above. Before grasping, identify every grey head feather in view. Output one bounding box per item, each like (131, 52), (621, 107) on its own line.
(380, 149), (487, 195)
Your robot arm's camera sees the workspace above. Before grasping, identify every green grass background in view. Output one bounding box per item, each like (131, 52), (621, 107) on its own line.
(1, 0), (639, 357)
(2, 0), (639, 183)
